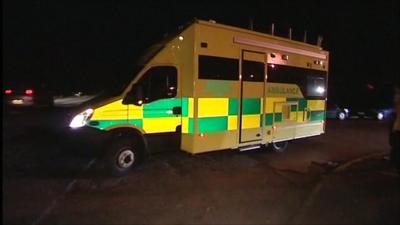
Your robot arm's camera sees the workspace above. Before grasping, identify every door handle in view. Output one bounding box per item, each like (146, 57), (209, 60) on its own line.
(172, 106), (181, 115)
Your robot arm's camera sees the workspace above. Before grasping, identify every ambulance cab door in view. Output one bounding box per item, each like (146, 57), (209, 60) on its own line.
(125, 65), (181, 152)
(239, 50), (266, 143)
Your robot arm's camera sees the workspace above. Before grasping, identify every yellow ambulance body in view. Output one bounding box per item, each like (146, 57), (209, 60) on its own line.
(69, 19), (329, 175)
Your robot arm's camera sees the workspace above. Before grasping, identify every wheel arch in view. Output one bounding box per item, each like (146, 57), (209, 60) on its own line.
(106, 126), (149, 156)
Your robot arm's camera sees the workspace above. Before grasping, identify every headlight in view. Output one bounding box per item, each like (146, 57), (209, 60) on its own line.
(377, 112), (384, 120)
(69, 108), (94, 128)
(343, 108), (349, 113)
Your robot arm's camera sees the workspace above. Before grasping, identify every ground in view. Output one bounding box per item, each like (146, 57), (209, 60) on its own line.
(3, 107), (400, 225)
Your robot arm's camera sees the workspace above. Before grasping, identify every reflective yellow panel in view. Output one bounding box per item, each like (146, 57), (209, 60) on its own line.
(143, 117), (181, 133)
(182, 117), (189, 133)
(91, 99), (130, 120)
(265, 97), (286, 113)
(297, 111), (305, 122)
(241, 114), (260, 129)
(228, 115), (238, 130)
(198, 98), (229, 117)
(308, 100), (325, 111)
(188, 98), (194, 117)
(290, 111), (298, 121)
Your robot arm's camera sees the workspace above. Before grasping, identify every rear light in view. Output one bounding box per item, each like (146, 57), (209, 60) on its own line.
(199, 133), (206, 139)
(4, 89), (12, 94)
(25, 89), (34, 95)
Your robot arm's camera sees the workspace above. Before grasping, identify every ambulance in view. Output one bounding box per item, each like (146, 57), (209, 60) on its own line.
(68, 19), (329, 175)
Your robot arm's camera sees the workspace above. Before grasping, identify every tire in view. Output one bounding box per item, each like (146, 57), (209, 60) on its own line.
(105, 137), (143, 176)
(269, 141), (288, 153)
(337, 112), (346, 120)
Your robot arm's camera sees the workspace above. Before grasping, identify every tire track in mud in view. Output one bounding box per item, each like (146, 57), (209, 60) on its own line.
(288, 151), (389, 224)
(31, 159), (97, 225)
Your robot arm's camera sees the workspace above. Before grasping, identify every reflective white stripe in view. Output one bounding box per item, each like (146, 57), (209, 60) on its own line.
(234, 36), (327, 60)
(239, 145), (261, 152)
(276, 122), (323, 130)
(273, 133), (322, 143)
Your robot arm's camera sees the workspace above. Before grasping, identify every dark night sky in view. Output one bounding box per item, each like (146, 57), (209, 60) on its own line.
(3, 0), (399, 103)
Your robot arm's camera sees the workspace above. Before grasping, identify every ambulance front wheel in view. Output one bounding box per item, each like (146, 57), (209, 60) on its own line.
(269, 141), (288, 153)
(105, 137), (143, 176)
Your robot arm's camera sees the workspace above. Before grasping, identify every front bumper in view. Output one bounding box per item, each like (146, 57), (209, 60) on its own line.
(60, 126), (111, 157)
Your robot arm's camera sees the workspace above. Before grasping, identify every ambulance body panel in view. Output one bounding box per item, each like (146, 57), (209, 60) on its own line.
(70, 20), (329, 174)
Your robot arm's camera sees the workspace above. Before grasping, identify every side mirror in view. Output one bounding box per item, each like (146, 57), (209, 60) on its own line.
(122, 85), (144, 106)
(166, 86), (177, 97)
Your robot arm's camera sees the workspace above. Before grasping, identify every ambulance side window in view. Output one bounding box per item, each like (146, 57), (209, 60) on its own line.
(307, 76), (326, 98)
(198, 55), (239, 80)
(267, 64), (327, 99)
(139, 66), (177, 103)
(242, 60), (265, 82)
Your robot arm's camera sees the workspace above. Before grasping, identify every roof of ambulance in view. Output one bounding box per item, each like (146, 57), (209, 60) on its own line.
(194, 19), (326, 52)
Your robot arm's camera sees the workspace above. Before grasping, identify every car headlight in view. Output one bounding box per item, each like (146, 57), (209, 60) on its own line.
(377, 112), (384, 120)
(69, 108), (94, 128)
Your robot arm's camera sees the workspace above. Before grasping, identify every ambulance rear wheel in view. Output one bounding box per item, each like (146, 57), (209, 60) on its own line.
(269, 141), (288, 153)
(105, 138), (142, 176)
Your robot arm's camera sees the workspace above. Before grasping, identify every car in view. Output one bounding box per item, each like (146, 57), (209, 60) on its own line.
(326, 103), (349, 120)
(3, 83), (54, 108)
(328, 83), (394, 121)
(347, 106), (393, 120)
